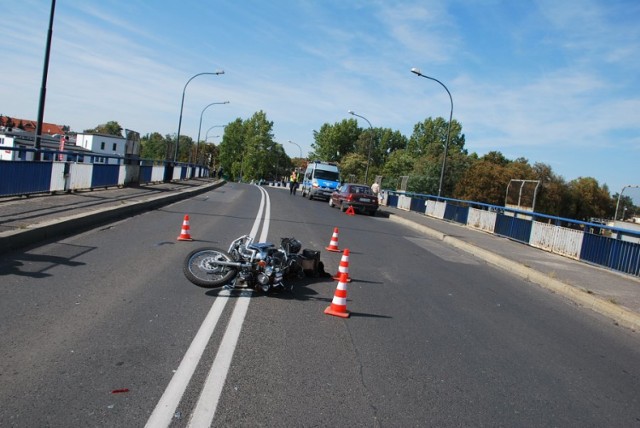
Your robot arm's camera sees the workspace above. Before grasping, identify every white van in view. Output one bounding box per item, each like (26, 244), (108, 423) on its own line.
(300, 161), (340, 200)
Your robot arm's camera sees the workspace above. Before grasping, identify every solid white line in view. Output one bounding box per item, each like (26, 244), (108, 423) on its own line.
(187, 184), (271, 426)
(146, 184), (271, 427)
(249, 185), (266, 240)
(259, 186), (270, 242)
(186, 290), (252, 427)
(144, 289), (231, 428)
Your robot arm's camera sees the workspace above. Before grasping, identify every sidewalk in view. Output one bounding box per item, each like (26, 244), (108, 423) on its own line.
(1, 180), (639, 332)
(0, 178), (224, 254)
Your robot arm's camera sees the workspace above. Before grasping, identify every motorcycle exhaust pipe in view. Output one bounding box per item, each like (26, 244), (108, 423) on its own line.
(211, 260), (251, 268)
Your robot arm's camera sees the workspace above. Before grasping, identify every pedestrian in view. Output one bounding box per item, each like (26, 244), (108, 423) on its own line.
(289, 170), (298, 195)
(371, 181), (380, 196)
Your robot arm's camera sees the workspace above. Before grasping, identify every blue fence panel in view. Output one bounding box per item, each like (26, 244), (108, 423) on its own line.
(91, 164), (120, 188)
(180, 167), (188, 180)
(139, 165), (152, 183)
(387, 194), (399, 208)
(580, 232), (612, 266)
(494, 213), (533, 243)
(444, 204), (470, 225)
(0, 161), (52, 196)
(614, 240), (640, 276)
(409, 197), (426, 213)
(581, 233), (640, 276)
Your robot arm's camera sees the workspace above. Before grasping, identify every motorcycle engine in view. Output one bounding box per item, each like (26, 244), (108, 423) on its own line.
(248, 242), (276, 261)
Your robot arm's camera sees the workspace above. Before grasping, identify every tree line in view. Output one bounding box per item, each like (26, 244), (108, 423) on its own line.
(88, 115), (637, 222)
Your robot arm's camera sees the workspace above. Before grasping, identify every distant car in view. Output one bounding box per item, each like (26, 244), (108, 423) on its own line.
(329, 183), (378, 216)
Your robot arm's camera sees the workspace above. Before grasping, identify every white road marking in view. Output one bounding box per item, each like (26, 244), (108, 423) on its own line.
(144, 290), (231, 427)
(187, 290), (251, 427)
(146, 184), (270, 427)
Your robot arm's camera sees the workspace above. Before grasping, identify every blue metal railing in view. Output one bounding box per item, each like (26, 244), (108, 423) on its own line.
(384, 189), (640, 278)
(0, 147), (210, 198)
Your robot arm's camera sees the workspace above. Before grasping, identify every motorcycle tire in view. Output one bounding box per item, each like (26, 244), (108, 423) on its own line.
(183, 247), (238, 288)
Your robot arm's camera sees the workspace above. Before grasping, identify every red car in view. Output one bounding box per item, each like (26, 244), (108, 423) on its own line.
(329, 183), (379, 216)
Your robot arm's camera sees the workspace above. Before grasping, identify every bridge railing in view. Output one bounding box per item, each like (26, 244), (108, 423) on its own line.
(382, 189), (640, 278)
(0, 147), (210, 198)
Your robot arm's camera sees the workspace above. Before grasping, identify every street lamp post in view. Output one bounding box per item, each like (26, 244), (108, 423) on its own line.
(348, 110), (374, 185)
(205, 125), (226, 142)
(33, 0), (56, 161)
(614, 185), (640, 221)
(199, 135), (219, 167)
(287, 140), (303, 159)
(174, 70), (224, 163)
(411, 67), (453, 198)
(194, 101), (229, 163)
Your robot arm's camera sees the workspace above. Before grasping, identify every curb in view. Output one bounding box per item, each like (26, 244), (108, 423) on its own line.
(388, 213), (640, 332)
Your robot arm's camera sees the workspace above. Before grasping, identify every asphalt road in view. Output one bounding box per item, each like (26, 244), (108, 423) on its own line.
(1, 183), (639, 427)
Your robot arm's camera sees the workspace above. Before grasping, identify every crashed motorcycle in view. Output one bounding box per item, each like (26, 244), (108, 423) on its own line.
(183, 235), (316, 292)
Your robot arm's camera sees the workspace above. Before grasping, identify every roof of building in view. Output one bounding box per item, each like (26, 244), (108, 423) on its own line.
(0, 115), (66, 136)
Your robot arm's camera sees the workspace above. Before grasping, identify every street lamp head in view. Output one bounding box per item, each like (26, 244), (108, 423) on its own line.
(348, 110), (355, 115)
(410, 67), (422, 76)
(215, 70), (225, 75)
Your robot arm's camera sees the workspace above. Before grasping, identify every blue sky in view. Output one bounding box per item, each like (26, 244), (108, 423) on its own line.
(2, 0), (639, 197)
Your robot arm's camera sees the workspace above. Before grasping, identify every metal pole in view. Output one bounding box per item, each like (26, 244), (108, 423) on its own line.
(205, 125), (226, 142)
(174, 71), (224, 163)
(194, 101), (228, 164)
(287, 140), (303, 159)
(348, 111), (374, 184)
(34, 0), (56, 161)
(614, 185), (640, 221)
(411, 68), (453, 198)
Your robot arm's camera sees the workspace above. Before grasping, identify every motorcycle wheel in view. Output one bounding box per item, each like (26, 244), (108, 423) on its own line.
(183, 248), (238, 288)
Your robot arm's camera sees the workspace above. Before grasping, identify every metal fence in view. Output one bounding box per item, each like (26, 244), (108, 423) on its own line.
(383, 190), (640, 278)
(0, 147), (211, 198)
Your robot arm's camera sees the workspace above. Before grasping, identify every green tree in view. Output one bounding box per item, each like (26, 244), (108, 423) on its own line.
(198, 140), (219, 169)
(613, 194), (638, 221)
(310, 119), (360, 162)
(381, 150), (415, 189)
(532, 162), (570, 217)
(217, 112), (278, 181)
(408, 117), (464, 159)
(339, 153), (368, 182)
(454, 151), (511, 205)
(140, 132), (171, 161)
(405, 117), (467, 195)
(176, 135), (194, 163)
(566, 177), (612, 221)
(218, 118), (245, 179)
(239, 111), (275, 181)
(85, 121), (124, 137)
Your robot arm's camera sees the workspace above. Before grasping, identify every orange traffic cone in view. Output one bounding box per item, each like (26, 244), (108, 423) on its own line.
(333, 248), (352, 282)
(325, 227), (341, 252)
(324, 272), (350, 318)
(345, 205), (355, 216)
(177, 215), (193, 241)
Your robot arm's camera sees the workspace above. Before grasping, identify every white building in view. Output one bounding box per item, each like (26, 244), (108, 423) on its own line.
(0, 129), (91, 161)
(75, 133), (126, 164)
